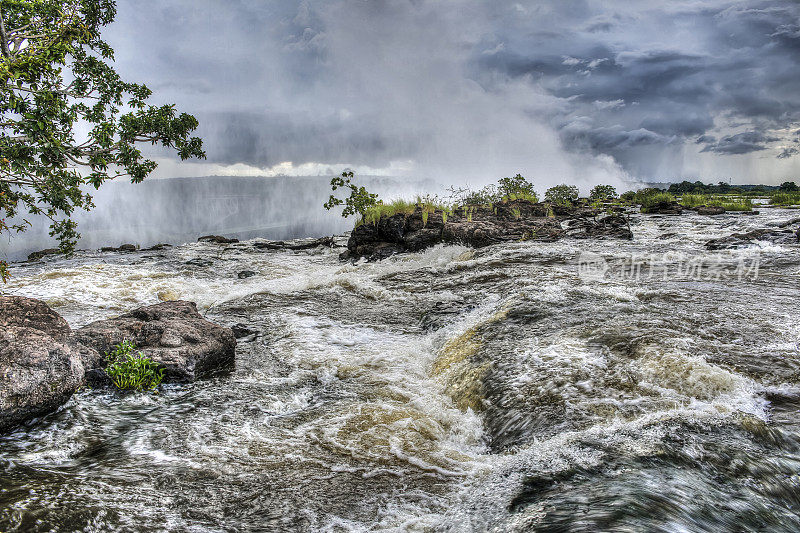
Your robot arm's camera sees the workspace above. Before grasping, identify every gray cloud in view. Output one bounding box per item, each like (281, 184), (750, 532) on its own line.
(700, 131), (780, 154)
(106, 0), (800, 183)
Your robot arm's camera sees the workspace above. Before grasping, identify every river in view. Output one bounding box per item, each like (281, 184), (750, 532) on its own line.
(1, 208), (799, 532)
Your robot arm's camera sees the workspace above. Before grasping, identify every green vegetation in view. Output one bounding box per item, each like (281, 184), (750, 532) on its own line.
(0, 0), (204, 273)
(679, 193), (707, 208)
(545, 184), (579, 206)
(780, 181), (798, 192)
(771, 192), (800, 206)
(324, 171), (380, 218)
(639, 191), (675, 210)
(497, 174), (538, 203)
(105, 340), (164, 392)
(589, 184), (617, 201)
(707, 197), (753, 211)
(357, 196), (449, 227)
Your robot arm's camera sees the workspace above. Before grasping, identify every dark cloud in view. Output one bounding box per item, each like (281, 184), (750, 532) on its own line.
(106, 0), (800, 183)
(700, 131), (780, 155)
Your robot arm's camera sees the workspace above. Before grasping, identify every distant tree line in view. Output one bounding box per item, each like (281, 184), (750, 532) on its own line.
(666, 180), (798, 194)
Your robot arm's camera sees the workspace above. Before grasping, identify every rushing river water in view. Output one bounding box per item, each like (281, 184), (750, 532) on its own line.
(1, 209), (799, 532)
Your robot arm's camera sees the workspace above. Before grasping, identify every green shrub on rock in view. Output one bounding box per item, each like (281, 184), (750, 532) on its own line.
(545, 184), (580, 206)
(105, 340), (164, 392)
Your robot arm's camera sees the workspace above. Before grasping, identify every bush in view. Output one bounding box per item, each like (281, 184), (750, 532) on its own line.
(497, 174), (538, 202)
(679, 193), (708, 208)
(619, 190), (636, 204)
(105, 340), (164, 392)
(545, 184), (580, 206)
(589, 184), (617, 201)
(771, 192), (800, 206)
(639, 192), (675, 209)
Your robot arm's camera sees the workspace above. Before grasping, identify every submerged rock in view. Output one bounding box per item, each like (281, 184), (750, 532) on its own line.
(705, 228), (799, 250)
(73, 301), (236, 383)
(344, 199), (632, 261)
(237, 270), (257, 279)
(198, 235), (239, 244)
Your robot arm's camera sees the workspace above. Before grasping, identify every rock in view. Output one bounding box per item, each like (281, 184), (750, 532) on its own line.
(198, 235), (239, 244)
(26, 248), (59, 262)
(237, 270), (257, 279)
(0, 295), (71, 342)
(563, 214), (633, 240)
(641, 201), (684, 215)
(231, 323), (258, 339)
(696, 206), (726, 216)
(144, 243), (171, 251)
(343, 199), (628, 261)
(185, 258), (214, 268)
(73, 301), (236, 383)
(705, 228), (799, 250)
(0, 327), (86, 432)
(253, 236), (335, 251)
(118, 244), (137, 252)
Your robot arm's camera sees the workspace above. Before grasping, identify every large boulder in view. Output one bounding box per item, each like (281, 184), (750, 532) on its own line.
(0, 295), (71, 341)
(73, 301), (236, 383)
(0, 326), (85, 432)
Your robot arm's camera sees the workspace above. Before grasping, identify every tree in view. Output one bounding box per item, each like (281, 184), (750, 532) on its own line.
(589, 184), (617, 201)
(323, 171), (379, 218)
(497, 173), (537, 202)
(0, 0), (205, 280)
(544, 184), (579, 206)
(780, 181), (798, 191)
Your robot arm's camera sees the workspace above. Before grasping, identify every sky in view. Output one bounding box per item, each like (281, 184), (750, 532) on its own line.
(107, 0), (800, 188)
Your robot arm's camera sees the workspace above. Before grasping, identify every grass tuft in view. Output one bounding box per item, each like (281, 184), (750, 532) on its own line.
(105, 340), (164, 392)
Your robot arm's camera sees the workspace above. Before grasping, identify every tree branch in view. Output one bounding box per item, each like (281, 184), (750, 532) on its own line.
(0, 9), (11, 58)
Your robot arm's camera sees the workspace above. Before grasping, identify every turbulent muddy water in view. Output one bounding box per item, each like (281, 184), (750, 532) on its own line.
(1, 209), (800, 532)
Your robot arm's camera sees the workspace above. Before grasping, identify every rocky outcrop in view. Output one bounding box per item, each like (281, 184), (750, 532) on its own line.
(100, 243), (137, 253)
(342, 199), (632, 261)
(705, 227), (799, 250)
(696, 206), (726, 216)
(253, 236), (336, 251)
(26, 248), (60, 262)
(198, 235), (239, 244)
(0, 296), (90, 432)
(641, 201), (684, 215)
(73, 301), (236, 383)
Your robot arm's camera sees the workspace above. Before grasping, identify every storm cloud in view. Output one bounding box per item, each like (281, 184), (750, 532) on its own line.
(106, 0), (800, 184)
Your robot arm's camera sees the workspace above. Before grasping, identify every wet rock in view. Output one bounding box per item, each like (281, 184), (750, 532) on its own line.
(563, 214), (633, 240)
(238, 270), (257, 279)
(641, 201), (684, 215)
(253, 236), (335, 251)
(26, 248), (59, 262)
(696, 206), (726, 216)
(0, 295), (71, 342)
(73, 301), (236, 383)
(344, 199), (628, 261)
(185, 258), (214, 268)
(144, 243), (171, 251)
(0, 326), (86, 433)
(100, 244), (139, 253)
(705, 228), (799, 250)
(198, 235), (239, 244)
(231, 323), (258, 339)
